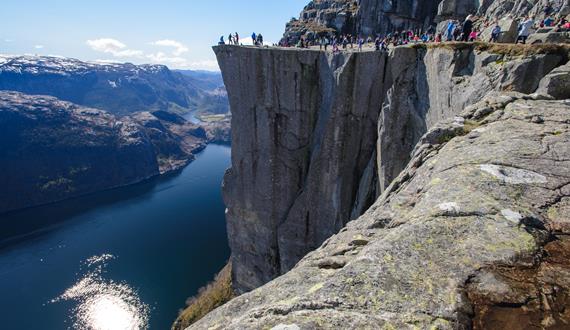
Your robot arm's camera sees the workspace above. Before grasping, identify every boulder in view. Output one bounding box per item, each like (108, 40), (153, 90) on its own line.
(537, 62), (570, 99)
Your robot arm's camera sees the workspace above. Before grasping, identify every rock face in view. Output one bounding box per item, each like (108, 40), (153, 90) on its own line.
(214, 46), (387, 293)
(214, 43), (568, 296)
(377, 43), (566, 193)
(191, 91), (570, 329)
(0, 91), (207, 214)
(283, 0), (570, 42)
(357, 0), (441, 36)
(0, 55), (229, 116)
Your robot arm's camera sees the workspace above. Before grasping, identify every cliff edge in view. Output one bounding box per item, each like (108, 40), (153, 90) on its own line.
(191, 89), (570, 329)
(189, 43), (570, 329)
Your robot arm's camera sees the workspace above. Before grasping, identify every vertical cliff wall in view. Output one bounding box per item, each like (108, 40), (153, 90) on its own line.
(215, 44), (567, 295)
(377, 44), (566, 192)
(214, 46), (387, 293)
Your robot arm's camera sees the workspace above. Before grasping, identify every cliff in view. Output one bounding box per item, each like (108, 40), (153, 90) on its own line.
(213, 43), (569, 298)
(191, 89), (570, 329)
(0, 91), (207, 214)
(215, 46), (388, 293)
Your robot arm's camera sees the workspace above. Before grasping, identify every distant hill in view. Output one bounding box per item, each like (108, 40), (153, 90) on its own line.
(0, 55), (229, 116)
(0, 91), (209, 213)
(176, 70), (229, 115)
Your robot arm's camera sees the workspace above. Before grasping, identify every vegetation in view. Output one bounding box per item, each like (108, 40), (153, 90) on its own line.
(172, 262), (235, 330)
(411, 41), (570, 59)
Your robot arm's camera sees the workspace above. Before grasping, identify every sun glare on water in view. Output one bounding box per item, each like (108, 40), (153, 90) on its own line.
(52, 254), (150, 330)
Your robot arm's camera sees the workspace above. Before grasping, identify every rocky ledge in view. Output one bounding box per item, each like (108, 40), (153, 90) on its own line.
(0, 91), (207, 214)
(191, 91), (570, 329)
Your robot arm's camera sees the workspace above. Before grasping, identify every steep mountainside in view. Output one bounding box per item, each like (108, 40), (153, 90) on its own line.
(0, 91), (207, 214)
(213, 43), (569, 296)
(0, 55), (229, 116)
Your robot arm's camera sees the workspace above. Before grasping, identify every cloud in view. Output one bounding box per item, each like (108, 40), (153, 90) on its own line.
(146, 52), (188, 67)
(86, 38), (143, 58)
(187, 60), (219, 71)
(34, 45), (44, 49)
(151, 39), (189, 56)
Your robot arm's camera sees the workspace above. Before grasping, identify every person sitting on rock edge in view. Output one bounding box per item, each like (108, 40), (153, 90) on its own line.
(490, 22), (501, 43)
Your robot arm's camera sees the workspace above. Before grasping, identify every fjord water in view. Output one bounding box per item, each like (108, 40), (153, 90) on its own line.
(0, 144), (231, 329)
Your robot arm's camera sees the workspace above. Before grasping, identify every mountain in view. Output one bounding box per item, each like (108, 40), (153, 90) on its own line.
(0, 91), (208, 214)
(176, 70), (230, 115)
(0, 55), (229, 116)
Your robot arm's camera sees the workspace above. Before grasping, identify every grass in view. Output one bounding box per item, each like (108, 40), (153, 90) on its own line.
(410, 41), (570, 58)
(172, 262), (235, 330)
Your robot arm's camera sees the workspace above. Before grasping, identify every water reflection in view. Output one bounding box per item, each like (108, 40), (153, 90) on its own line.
(52, 254), (149, 330)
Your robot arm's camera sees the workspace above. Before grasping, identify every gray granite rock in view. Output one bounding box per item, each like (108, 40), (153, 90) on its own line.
(214, 45), (387, 293)
(537, 61), (570, 99)
(213, 43), (568, 297)
(190, 93), (570, 329)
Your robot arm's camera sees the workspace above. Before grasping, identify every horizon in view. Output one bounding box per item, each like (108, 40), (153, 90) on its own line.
(0, 0), (307, 71)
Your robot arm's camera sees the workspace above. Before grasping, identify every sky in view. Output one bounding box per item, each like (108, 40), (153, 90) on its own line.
(0, 0), (308, 71)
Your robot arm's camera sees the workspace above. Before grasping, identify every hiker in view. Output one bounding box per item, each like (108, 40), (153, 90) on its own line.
(342, 35), (348, 49)
(257, 34), (264, 46)
(461, 15), (474, 41)
(446, 20), (456, 41)
(543, 16), (554, 27)
(358, 36), (364, 51)
(375, 37), (381, 51)
(218, 36), (225, 45)
(469, 29), (478, 41)
(516, 16), (534, 44)
(228, 33), (234, 45)
(490, 22), (501, 42)
(235, 32), (240, 45)
(251, 32), (257, 45)
(453, 21), (462, 40)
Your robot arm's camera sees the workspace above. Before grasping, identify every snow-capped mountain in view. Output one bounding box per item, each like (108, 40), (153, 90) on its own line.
(0, 55), (228, 115)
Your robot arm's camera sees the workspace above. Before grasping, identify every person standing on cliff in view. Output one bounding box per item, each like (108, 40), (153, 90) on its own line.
(358, 36), (364, 51)
(251, 32), (257, 46)
(446, 20), (456, 41)
(235, 32), (240, 45)
(461, 15), (474, 41)
(516, 16), (534, 44)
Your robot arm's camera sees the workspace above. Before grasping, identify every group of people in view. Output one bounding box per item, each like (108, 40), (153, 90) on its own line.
(218, 32), (264, 46)
(220, 8), (570, 50)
